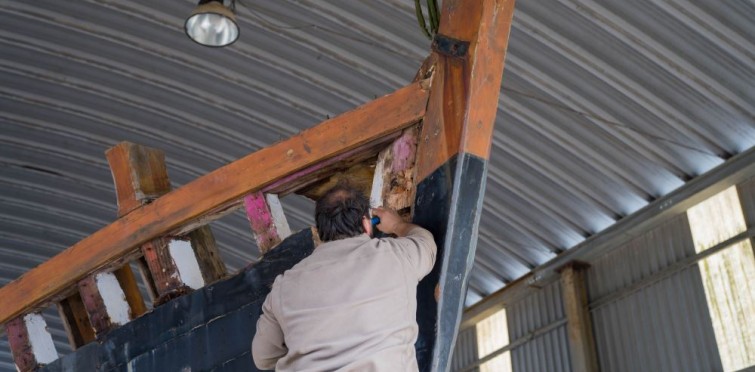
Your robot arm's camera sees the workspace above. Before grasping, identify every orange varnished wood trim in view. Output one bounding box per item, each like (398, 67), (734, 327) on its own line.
(415, 0), (515, 181)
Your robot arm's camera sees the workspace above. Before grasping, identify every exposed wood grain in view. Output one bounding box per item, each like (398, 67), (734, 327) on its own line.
(78, 274), (126, 337)
(0, 80), (429, 325)
(244, 192), (286, 254)
(141, 238), (189, 305)
(57, 292), (95, 349)
(188, 225), (228, 284)
(415, 0), (515, 181)
(559, 262), (599, 372)
(299, 163), (376, 201)
(375, 127), (420, 213)
(6, 316), (36, 371)
(112, 265), (147, 318)
(106, 142), (171, 217)
(264, 135), (397, 197)
(106, 142), (169, 312)
(6, 314), (58, 371)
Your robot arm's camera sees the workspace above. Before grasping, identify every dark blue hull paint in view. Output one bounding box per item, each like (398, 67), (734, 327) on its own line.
(42, 228), (317, 372)
(413, 152), (487, 372)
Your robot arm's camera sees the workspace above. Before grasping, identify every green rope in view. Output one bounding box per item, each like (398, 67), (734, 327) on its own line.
(414, 0), (432, 40)
(427, 0), (439, 34)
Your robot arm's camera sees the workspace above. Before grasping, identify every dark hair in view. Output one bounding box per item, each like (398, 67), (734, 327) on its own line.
(315, 184), (370, 242)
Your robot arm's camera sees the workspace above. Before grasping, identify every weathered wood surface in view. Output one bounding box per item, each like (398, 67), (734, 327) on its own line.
(77, 276), (113, 337)
(415, 0), (515, 181)
(0, 80), (429, 325)
(57, 293), (95, 350)
(141, 238), (190, 304)
(371, 127), (420, 214)
(244, 193), (292, 254)
(6, 314), (58, 371)
(108, 142), (200, 304)
(106, 142), (172, 217)
(112, 266), (147, 318)
(560, 262), (599, 372)
(188, 225), (228, 283)
(412, 0), (516, 370)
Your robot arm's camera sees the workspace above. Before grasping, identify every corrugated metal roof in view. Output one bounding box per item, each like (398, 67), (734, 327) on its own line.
(1, 0), (754, 368)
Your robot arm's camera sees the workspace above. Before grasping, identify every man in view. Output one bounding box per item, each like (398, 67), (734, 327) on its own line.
(252, 184), (437, 371)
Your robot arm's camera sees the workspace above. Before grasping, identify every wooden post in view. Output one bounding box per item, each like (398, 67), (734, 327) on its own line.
(78, 272), (133, 337)
(559, 262), (599, 372)
(736, 177), (755, 257)
(106, 142), (227, 304)
(188, 226), (228, 284)
(56, 292), (95, 349)
(5, 313), (58, 371)
(244, 192), (292, 254)
(411, 0), (516, 370)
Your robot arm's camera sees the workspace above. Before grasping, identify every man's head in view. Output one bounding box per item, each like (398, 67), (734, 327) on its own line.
(315, 184), (371, 242)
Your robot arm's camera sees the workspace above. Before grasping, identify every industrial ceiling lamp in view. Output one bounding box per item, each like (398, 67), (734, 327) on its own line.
(185, 0), (239, 47)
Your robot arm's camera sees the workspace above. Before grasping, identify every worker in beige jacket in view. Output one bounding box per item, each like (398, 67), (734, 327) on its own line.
(252, 184), (437, 371)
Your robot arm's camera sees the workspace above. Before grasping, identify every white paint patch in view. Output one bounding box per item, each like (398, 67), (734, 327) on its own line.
(95, 272), (131, 325)
(370, 149), (389, 208)
(23, 313), (58, 364)
(266, 194), (291, 239)
(169, 239), (205, 290)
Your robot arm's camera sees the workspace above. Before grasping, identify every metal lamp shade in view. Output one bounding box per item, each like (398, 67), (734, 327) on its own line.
(185, 1), (239, 47)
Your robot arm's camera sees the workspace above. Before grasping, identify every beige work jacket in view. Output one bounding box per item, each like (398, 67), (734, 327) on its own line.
(252, 226), (436, 371)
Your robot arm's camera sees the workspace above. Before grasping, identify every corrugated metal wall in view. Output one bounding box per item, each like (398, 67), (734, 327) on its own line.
(452, 176), (755, 372)
(587, 214), (723, 372)
(507, 281), (571, 372)
(451, 327), (479, 372)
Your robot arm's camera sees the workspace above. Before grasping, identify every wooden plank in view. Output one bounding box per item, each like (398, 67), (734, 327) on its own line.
(559, 262), (599, 372)
(106, 142), (171, 217)
(57, 292), (95, 349)
(106, 142), (167, 312)
(411, 1), (516, 370)
(244, 193), (291, 254)
(112, 265), (147, 318)
(0, 80), (430, 325)
(141, 238), (190, 305)
(78, 273), (132, 337)
(6, 313), (58, 371)
(188, 225), (228, 284)
(108, 141), (227, 303)
(415, 0), (515, 181)
(263, 135), (396, 197)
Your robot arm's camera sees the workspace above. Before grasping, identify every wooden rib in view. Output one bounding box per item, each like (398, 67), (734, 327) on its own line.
(107, 142), (189, 304)
(77, 275), (113, 337)
(188, 226), (227, 284)
(6, 314), (58, 371)
(112, 265), (147, 318)
(244, 192), (286, 255)
(0, 80), (429, 325)
(57, 292), (95, 349)
(415, 0), (515, 181)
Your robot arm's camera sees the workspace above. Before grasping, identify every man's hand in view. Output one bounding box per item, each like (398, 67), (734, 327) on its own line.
(372, 207), (415, 237)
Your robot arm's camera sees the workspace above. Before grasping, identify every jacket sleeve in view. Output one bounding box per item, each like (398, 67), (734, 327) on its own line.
(392, 226), (437, 280)
(252, 283), (287, 370)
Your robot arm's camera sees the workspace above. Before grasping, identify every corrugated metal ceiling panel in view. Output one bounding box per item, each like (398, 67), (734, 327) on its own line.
(0, 0), (753, 368)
